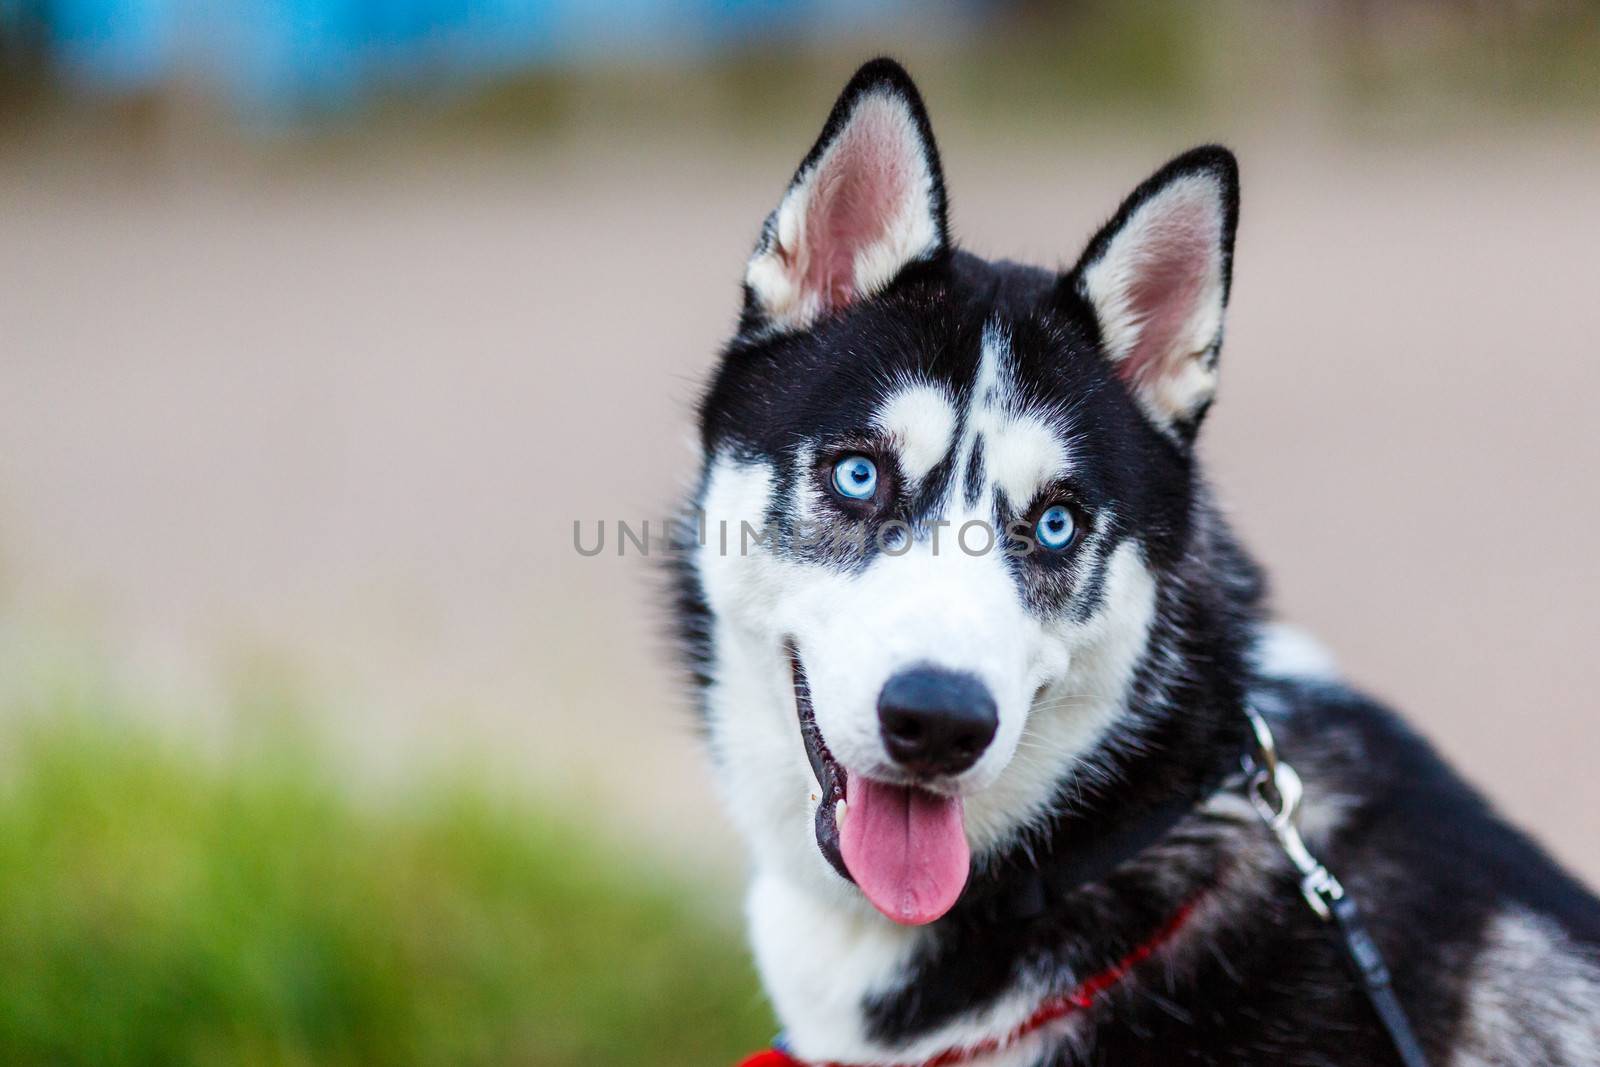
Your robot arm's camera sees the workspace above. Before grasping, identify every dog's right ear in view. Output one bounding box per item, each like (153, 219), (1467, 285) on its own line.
(742, 59), (950, 334)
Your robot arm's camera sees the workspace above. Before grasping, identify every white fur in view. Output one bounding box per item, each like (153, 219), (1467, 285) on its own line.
(960, 325), (1075, 507)
(875, 382), (959, 485)
(962, 542), (1158, 855)
(1253, 623), (1341, 684)
(984, 414), (1070, 507)
(749, 870), (1080, 1066)
(1453, 908), (1600, 1066)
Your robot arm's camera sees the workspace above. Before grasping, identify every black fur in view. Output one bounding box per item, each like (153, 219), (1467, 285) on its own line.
(675, 58), (1600, 1066)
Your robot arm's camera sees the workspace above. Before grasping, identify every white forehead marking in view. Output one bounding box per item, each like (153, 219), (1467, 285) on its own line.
(959, 322), (1071, 508)
(972, 322), (1006, 405)
(873, 382), (957, 484)
(986, 413), (1069, 505)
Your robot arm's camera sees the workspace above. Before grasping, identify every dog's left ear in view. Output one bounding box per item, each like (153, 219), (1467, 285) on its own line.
(1065, 146), (1239, 436)
(742, 58), (949, 334)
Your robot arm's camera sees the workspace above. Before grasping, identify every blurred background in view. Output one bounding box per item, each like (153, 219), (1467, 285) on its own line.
(2, 1), (1598, 1063)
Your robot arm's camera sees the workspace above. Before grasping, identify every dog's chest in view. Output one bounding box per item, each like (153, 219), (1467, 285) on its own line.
(746, 872), (1066, 1067)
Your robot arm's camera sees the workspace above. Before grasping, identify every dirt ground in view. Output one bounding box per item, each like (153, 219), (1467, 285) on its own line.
(2, 118), (1597, 887)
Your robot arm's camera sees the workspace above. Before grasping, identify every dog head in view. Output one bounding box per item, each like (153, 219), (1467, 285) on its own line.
(680, 59), (1240, 926)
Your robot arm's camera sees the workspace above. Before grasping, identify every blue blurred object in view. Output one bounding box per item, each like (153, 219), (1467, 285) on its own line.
(15, 0), (921, 114)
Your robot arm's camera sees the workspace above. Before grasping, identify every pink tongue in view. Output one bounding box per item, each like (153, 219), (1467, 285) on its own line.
(839, 777), (970, 925)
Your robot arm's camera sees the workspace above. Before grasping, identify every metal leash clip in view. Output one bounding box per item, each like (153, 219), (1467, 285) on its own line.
(1239, 702), (1433, 1067)
(1242, 704), (1345, 920)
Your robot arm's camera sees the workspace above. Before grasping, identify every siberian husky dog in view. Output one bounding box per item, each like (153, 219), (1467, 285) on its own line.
(671, 59), (1600, 1066)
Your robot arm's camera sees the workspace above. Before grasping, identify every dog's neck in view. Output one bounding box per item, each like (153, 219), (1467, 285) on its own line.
(747, 754), (1257, 1067)
(747, 719), (1255, 1064)
(748, 883), (1209, 1067)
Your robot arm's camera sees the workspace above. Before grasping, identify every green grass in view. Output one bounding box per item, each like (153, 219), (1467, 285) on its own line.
(0, 703), (773, 1067)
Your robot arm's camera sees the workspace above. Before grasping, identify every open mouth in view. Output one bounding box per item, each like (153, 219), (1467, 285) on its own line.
(788, 643), (972, 926)
(790, 643), (850, 880)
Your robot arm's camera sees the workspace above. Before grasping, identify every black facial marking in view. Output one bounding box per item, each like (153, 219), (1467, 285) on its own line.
(962, 436), (985, 508)
(701, 250), (1193, 625)
(1064, 542), (1110, 622)
(904, 451), (956, 525)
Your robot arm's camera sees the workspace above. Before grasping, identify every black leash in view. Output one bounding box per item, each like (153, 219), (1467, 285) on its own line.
(1241, 705), (1432, 1067)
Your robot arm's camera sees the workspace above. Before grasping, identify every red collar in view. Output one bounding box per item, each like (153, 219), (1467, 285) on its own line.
(737, 899), (1198, 1067)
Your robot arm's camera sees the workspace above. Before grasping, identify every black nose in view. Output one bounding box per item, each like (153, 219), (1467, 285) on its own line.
(877, 667), (998, 778)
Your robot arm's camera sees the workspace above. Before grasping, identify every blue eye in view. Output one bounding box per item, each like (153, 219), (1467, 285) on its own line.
(1035, 504), (1076, 550)
(832, 455), (879, 501)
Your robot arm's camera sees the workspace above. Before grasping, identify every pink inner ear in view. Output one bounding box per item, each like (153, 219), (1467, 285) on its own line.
(1118, 205), (1220, 389)
(801, 99), (916, 313)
